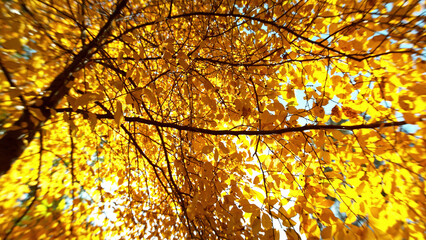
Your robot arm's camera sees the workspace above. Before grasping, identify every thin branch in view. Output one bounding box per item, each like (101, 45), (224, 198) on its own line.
(54, 107), (412, 136)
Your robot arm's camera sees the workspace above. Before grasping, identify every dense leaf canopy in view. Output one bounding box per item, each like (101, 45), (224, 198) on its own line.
(0, 0), (425, 239)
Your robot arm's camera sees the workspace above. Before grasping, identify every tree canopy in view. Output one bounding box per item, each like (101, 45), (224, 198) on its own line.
(0, 0), (425, 239)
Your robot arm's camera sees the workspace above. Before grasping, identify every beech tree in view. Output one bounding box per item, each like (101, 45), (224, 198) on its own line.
(0, 0), (425, 239)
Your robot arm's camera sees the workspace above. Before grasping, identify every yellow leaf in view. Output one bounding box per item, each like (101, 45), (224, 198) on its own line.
(2, 38), (21, 51)
(320, 209), (336, 225)
(29, 107), (46, 121)
(114, 101), (123, 126)
(143, 88), (156, 103)
(261, 213), (272, 230)
(125, 93), (134, 105)
(321, 226), (332, 239)
(163, 50), (172, 60)
(252, 217), (261, 236)
(88, 112), (97, 130)
(201, 145), (214, 154)
(402, 112), (418, 124)
(370, 207), (381, 218)
(218, 142), (229, 154)
(399, 95), (413, 111)
(356, 182), (366, 195)
(286, 229), (301, 240)
(178, 58), (189, 69)
(251, 189), (265, 202)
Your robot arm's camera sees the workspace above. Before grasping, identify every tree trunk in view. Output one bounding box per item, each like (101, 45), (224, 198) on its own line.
(0, 0), (128, 176)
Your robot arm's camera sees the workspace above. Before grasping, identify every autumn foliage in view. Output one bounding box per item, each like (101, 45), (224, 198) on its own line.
(0, 0), (425, 239)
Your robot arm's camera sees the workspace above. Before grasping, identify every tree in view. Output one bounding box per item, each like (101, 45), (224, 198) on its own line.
(0, 0), (424, 238)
